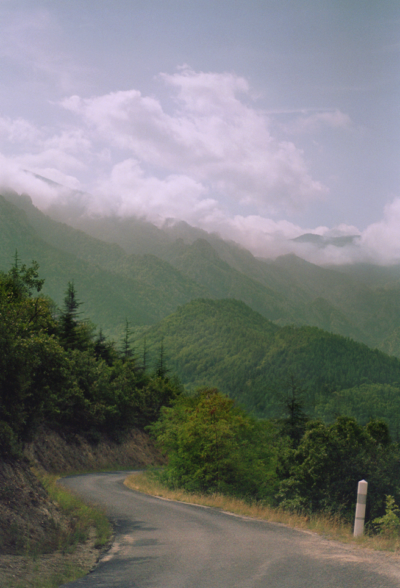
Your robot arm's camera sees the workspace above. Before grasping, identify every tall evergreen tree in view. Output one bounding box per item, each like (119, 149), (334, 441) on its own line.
(94, 328), (115, 365)
(59, 282), (86, 350)
(120, 319), (134, 362)
(279, 375), (308, 446)
(142, 336), (148, 372)
(155, 337), (169, 379)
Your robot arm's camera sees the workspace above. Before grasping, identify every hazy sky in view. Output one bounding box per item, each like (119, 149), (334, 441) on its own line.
(1, 0), (400, 264)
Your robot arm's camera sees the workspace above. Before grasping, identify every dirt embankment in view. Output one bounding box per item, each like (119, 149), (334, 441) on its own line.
(0, 426), (164, 586)
(24, 426), (165, 474)
(0, 457), (67, 555)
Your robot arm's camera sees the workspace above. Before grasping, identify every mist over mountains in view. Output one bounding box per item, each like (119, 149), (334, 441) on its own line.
(1, 170), (397, 266)
(4, 185), (400, 433)
(3, 187), (400, 360)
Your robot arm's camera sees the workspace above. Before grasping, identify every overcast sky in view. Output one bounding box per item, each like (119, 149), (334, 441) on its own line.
(1, 0), (400, 264)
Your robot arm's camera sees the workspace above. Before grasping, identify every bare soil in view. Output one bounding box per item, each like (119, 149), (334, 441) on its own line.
(0, 457), (68, 556)
(24, 426), (165, 474)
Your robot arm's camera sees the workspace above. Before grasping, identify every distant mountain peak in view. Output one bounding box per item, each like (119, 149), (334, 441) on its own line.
(292, 233), (361, 248)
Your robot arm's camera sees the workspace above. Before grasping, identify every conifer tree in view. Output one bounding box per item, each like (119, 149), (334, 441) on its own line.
(155, 337), (169, 379)
(142, 336), (148, 372)
(121, 319), (134, 362)
(279, 375), (308, 446)
(59, 282), (84, 350)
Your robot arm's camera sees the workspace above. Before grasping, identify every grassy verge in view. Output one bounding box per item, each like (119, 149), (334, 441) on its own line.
(11, 561), (88, 588)
(38, 471), (112, 550)
(2, 471), (113, 588)
(124, 470), (400, 553)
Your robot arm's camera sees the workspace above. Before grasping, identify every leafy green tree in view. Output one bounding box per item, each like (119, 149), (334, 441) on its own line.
(151, 388), (277, 499)
(276, 416), (400, 521)
(373, 495), (400, 537)
(8, 252), (45, 300)
(0, 259), (182, 453)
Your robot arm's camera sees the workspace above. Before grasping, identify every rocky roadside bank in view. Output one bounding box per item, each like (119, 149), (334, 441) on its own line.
(0, 426), (164, 588)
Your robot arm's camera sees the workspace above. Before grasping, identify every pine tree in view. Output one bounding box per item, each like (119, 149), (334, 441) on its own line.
(94, 328), (115, 365)
(279, 375), (308, 446)
(121, 319), (134, 362)
(142, 336), (148, 372)
(155, 337), (169, 379)
(59, 282), (84, 350)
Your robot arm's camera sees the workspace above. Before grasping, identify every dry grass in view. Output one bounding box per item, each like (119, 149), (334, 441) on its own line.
(124, 471), (400, 553)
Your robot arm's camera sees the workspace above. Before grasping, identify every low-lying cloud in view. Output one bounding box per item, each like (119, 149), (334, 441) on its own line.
(0, 67), (399, 266)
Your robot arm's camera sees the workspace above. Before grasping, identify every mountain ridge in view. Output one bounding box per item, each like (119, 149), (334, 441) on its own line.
(3, 189), (400, 356)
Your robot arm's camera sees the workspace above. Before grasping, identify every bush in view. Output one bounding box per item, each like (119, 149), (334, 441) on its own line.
(373, 495), (400, 538)
(0, 421), (20, 457)
(276, 416), (400, 521)
(151, 388), (278, 500)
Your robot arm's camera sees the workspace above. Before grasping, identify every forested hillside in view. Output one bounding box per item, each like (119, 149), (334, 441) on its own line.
(2, 249), (400, 547)
(0, 258), (181, 458)
(143, 298), (400, 435)
(4, 189), (400, 358)
(0, 193), (208, 338)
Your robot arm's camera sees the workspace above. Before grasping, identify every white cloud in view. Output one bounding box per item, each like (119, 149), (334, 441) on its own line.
(91, 158), (211, 223)
(16, 149), (85, 173)
(284, 109), (352, 135)
(1, 66), (397, 267)
(61, 67), (327, 214)
(0, 154), (73, 208)
(0, 116), (40, 144)
(361, 198), (400, 264)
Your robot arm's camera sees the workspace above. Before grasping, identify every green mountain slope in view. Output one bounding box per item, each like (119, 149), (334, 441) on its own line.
(144, 298), (400, 432)
(61, 204), (400, 352)
(159, 237), (299, 322)
(0, 194), (209, 337)
(5, 188), (400, 358)
(0, 192), (307, 328)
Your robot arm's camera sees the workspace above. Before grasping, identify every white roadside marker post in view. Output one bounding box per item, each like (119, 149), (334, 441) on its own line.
(354, 479), (368, 537)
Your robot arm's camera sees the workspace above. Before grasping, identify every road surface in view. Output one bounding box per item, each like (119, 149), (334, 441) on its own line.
(60, 472), (400, 587)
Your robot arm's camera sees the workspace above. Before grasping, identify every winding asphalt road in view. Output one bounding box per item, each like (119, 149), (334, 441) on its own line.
(60, 472), (400, 588)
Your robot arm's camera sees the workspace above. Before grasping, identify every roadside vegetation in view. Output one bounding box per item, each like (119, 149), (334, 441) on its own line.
(2, 254), (400, 587)
(125, 471), (400, 552)
(0, 256), (177, 586)
(1, 467), (113, 588)
(39, 472), (112, 551)
(142, 385), (400, 550)
(0, 255), (181, 461)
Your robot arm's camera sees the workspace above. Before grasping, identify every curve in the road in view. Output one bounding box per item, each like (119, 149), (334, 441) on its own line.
(60, 472), (400, 588)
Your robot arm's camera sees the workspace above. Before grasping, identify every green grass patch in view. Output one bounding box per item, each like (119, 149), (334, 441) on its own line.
(38, 471), (112, 550)
(10, 562), (87, 588)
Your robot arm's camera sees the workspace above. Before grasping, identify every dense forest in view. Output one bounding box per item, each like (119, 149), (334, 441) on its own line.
(144, 298), (400, 436)
(0, 257), (181, 457)
(2, 257), (400, 530)
(151, 388), (400, 524)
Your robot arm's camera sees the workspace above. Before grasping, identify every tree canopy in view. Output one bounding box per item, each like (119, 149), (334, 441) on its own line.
(0, 260), (181, 456)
